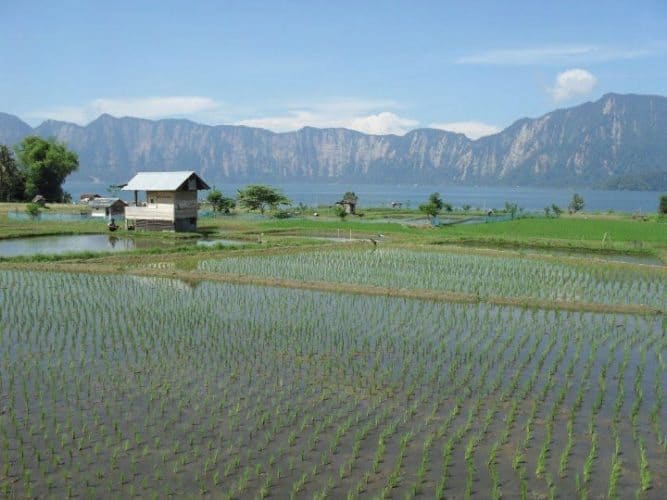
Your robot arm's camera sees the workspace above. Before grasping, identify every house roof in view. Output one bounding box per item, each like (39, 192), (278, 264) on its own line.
(88, 197), (127, 209)
(122, 171), (210, 191)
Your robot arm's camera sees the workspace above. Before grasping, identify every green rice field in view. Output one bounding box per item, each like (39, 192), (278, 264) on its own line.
(1, 261), (665, 498)
(198, 248), (666, 309)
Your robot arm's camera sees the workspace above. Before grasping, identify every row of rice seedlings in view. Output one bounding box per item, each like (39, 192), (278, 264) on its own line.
(0, 270), (664, 497)
(198, 248), (667, 307)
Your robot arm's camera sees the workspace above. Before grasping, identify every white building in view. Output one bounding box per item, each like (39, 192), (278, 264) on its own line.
(88, 197), (127, 220)
(122, 171), (210, 232)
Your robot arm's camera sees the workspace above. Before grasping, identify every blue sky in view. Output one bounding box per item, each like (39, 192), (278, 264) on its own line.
(1, 0), (665, 138)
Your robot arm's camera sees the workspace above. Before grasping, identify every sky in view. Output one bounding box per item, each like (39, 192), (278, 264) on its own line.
(1, 0), (666, 139)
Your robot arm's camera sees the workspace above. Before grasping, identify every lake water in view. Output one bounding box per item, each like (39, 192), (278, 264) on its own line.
(65, 180), (663, 213)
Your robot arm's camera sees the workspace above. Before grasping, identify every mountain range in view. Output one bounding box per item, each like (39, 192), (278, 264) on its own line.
(1, 93), (666, 189)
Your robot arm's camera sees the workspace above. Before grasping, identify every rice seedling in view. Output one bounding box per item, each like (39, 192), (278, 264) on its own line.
(0, 268), (663, 498)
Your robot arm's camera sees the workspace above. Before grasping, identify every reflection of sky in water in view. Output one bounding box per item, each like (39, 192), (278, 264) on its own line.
(0, 235), (135, 257)
(0, 235), (248, 257)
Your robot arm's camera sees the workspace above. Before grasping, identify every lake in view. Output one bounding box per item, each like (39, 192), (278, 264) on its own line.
(65, 179), (663, 213)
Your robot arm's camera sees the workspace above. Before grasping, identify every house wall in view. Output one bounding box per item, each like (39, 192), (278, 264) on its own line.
(174, 191), (198, 219)
(174, 190), (198, 231)
(110, 205), (126, 217)
(125, 189), (199, 232)
(126, 191), (175, 221)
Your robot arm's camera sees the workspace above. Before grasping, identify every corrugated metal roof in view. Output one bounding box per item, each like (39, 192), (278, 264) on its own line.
(122, 171), (210, 191)
(88, 197), (126, 208)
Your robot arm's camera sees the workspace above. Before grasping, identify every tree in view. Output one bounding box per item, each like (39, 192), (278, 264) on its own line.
(568, 193), (585, 213)
(551, 204), (563, 218)
(207, 187), (236, 214)
(504, 201), (519, 220)
(237, 184), (290, 214)
(419, 192), (444, 221)
(0, 145), (25, 201)
(659, 195), (667, 216)
(342, 191), (358, 204)
(334, 204), (348, 220)
(15, 136), (79, 202)
(25, 202), (41, 218)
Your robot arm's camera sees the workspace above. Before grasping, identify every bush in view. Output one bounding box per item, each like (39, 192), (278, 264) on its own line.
(272, 209), (292, 219)
(25, 202), (41, 218)
(659, 195), (667, 216)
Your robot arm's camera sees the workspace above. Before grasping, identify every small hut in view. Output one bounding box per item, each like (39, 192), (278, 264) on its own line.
(122, 171), (210, 231)
(89, 198), (127, 220)
(336, 192), (358, 215)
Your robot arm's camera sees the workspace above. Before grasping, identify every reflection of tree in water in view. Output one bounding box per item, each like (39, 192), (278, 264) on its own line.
(108, 236), (118, 248)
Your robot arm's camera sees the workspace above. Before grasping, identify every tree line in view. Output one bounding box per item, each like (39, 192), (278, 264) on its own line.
(0, 136), (79, 203)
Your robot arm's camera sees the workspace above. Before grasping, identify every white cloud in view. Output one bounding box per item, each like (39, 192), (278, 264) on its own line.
(348, 112), (419, 135)
(27, 96), (223, 125)
(27, 96), (418, 134)
(455, 44), (657, 65)
(548, 68), (597, 101)
(236, 100), (419, 135)
(428, 121), (501, 140)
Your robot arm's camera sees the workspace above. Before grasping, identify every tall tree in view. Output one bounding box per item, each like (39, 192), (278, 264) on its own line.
(0, 145), (24, 201)
(659, 195), (667, 215)
(568, 193), (585, 213)
(207, 187), (236, 214)
(419, 192), (444, 221)
(342, 191), (358, 203)
(15, 136), (79, 202)
(237, 184), (290, 214)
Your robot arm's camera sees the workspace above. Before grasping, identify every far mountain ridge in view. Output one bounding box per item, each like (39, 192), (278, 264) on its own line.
(1, 93), (665, 189)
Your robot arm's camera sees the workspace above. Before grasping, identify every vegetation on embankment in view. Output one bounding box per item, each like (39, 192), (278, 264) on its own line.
(2, 202), (666, 261)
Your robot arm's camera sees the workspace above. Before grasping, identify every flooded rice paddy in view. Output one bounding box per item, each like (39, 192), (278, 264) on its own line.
(0, 269), (665, 498)
(198, 248), (666, 310)
(0, 235), (247, 257)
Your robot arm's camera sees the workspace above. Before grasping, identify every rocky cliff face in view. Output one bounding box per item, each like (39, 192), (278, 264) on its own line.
(0, 112), (33, 147)
(1, 93), (665, 188)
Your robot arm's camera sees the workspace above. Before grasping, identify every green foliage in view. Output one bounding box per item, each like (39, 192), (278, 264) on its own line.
(602, 171), (667, 191)
(25, 202), (41, 218)
(334, 204), (348, 220)
(551, 204), (563, 217)
(15, 136), (79, 202)
(272, 208), (292, 219)
(207, 188), (236, 214)
(504, 202), (520, 220)
(342, 191), (358, 203)
(659, 195), (667, 215)
(237, 184), (290, 214)
(568, 193), (585, 213)
(544, 204), (563, 218)
(419, 192), (444, 220)
(0, 145), (25, 201)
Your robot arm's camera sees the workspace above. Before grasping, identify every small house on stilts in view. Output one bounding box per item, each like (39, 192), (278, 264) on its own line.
(122, 171), (210, 231)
